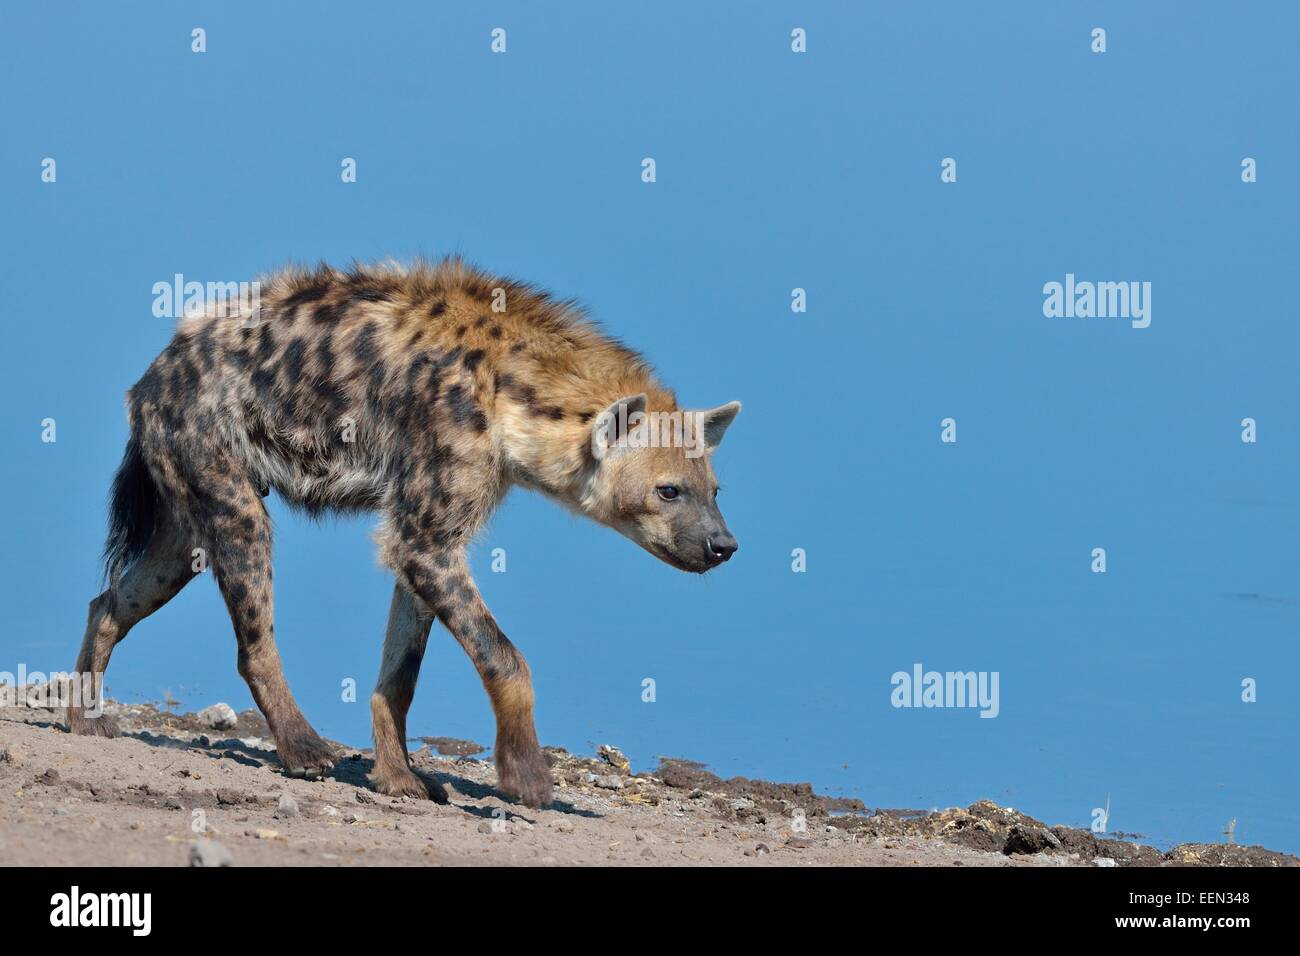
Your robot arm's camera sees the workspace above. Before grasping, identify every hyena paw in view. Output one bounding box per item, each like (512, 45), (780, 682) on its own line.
(369, 765), (449, 803)
(66, 711), (120, 738)
(277, 733), (339, 781)
(496, 750), (554, 809)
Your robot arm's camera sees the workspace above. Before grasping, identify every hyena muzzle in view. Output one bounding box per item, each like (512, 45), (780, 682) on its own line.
(65, 258), (741, 808)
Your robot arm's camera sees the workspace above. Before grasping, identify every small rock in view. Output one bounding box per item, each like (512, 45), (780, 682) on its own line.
(189, 838), (233, 867)
(274, 794), (299, 819)
(197, 703), (238, 731)
(1094, 857), (1118, 868)
(477, 821), (494, 834)
(355, 790), (376, 804)
(596, 744), (630, 773)
(594, 775), (625, 791)
(164, 797), (184, 810)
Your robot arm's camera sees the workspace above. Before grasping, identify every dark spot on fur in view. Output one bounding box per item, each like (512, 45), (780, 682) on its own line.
(284, 282), (330, 308)
(312, 302), (346, 324)
(354, 322), (379, 366)
(316, 331), (335, 370)
(462, 349), (485, 373)
(256, 324), (276, 364)
(283, 338), (307, 382)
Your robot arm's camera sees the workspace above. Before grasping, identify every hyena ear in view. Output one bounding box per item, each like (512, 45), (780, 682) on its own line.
(700, 401), (742, 450)
(590, 393), (648, 461)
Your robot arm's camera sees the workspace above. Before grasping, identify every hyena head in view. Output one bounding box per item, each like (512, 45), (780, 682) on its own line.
(585, 394), (741, 574)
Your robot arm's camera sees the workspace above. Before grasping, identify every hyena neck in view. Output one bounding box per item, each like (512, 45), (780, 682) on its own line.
(496, 362), (675, 517)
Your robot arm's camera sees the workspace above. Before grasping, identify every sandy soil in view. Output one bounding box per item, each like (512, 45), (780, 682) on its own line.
(1, 698), (1294, 867)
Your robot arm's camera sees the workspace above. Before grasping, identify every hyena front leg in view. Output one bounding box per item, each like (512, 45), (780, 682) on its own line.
(392, 547), (553, 808)
(369, 583), (449, 801)
(67, 514), (197, 736)
(200, 480), (338, 779)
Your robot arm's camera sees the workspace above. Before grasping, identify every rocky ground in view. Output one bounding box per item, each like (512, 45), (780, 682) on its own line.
(1, 697), (1294, 867)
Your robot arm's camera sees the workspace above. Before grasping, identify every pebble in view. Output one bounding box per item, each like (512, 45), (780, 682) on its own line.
(274, 794), (299, 819)
(197, 703), (238, 731)
(595, 775), (625, 791)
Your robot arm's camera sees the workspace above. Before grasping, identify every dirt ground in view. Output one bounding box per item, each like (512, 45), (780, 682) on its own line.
(1, 697), (1294, 867)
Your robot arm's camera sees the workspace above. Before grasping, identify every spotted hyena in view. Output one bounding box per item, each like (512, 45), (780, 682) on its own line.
(66, 259), (741, 807)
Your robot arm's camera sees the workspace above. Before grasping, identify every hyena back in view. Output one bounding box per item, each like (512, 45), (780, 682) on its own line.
(67, 258), (741, 807)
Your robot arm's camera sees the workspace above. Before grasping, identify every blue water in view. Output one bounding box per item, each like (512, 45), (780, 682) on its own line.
(2, 2), (1296, 853)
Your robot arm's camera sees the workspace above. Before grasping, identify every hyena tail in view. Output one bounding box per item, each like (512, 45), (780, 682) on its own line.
(102, 433), (162, 586)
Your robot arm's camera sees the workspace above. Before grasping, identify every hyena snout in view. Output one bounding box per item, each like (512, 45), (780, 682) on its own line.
(705, 529), (738, 565)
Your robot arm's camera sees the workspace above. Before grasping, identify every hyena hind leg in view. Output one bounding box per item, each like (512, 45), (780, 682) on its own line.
(66, 516), (197, 737)
(368, 583), (448, 802)
(203, 490), (338, 780)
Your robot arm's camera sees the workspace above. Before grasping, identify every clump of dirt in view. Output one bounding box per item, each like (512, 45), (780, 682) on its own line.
(652, 757), (867, 827)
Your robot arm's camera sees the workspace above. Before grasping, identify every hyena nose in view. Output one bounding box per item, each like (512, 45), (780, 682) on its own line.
(707, 532), (738, 563)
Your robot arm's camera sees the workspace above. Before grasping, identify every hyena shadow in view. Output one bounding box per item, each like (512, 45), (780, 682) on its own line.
(114, 729), (277, 770)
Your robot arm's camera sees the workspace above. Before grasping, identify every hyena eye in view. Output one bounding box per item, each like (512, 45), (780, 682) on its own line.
(656, 485), (680, 501)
